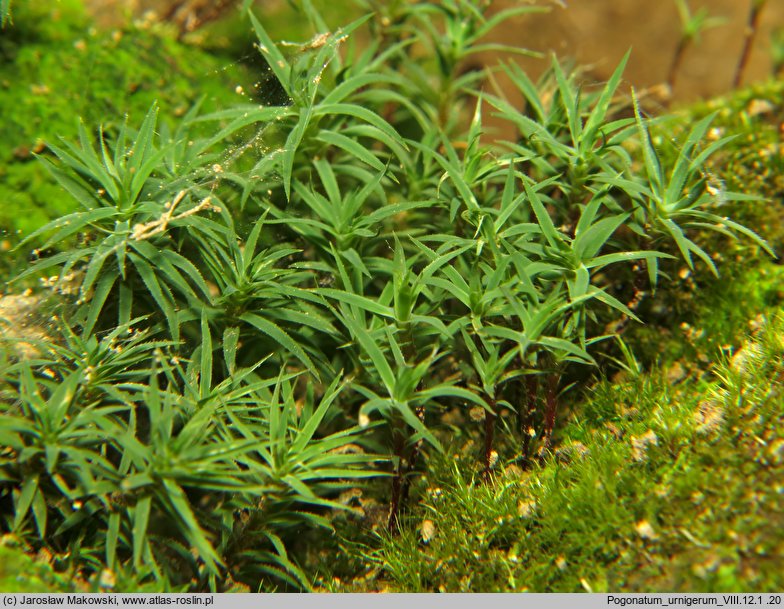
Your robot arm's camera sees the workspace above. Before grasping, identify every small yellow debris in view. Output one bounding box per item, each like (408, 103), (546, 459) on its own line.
(555, 556), (567, 570)
(706, 181), (723, 197)
(747, 99), (774, 117)
(555, 440), (590, 462)
(654, 484), (671, 498)
(631, 430), (658, 462)
(517, 499), (536, 518)
(469, 406), (485, 422)
(504, 464), (524, 479)
(337, 488), (363, 506)
(635, 519), (658, 540)
(694, 399), (725, 434)
(329, 443), (365, 455)
(358, 413), (370, 428)
(305, 32), (330, 50)
(487, 450), (499, 469)
(420, 519), (436, 543)
(730, 342), (762, 375)
(36, 548), (53, 565)
(666, 361), (686, 384)
(748, 313), (767, 333)
(767, 439), (784, 465)
(132, 192), (219, 241)
(235, 85), (244, 95)
(206, 281), (220, 299)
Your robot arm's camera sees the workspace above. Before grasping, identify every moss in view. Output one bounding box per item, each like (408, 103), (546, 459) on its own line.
(314, 82), (784, 592)
(0, 542), (75, 592)
(613, 79), (784, 368)
(0, 2), (253, 246)
(340, 314), (784, 592)
(0, 0), (89, 48)
(666, 78), (784, 250)
(2, 4), (783, 593)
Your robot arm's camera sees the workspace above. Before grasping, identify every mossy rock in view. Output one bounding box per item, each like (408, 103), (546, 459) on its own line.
(0, 0), (253, 250)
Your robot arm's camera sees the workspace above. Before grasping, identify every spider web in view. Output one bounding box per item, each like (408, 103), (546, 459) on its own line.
(171, 22), (345, 214)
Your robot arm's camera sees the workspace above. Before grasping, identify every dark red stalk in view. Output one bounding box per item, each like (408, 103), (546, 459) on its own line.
(666, 37), (689, 96)
(733, 0), (768, 89)
(610, 260), (649, 336)
(398, 405), (426, 516)
(387, 428), (406, 532)
(520, 374), (539, 468)
(483, 397), (497, 481)
(539, 373), (560, 458)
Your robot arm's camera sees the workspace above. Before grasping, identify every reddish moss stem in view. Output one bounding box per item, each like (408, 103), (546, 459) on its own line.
(520, 374), (539, 468)
(387, 428), (406, 533)
(539, 373), (560, 459)
(666, 37), (690, 95)
(483, 397), (497, 481)
(398, 405), (425, 515)
(733, 0), (767, 89)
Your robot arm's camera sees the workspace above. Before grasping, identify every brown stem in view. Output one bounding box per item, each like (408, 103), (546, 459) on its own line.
(398, 405), (425, 513)
(393, 321), (426, 524)
(733, 0), (767, 89)
(610, 259), (649, 336)
(538, 372), (559, 459)
(666, 38), (690, 95)
(387, 428), (406, 533)
(162, 0), (237, 39)
(520, 374), (539, 468)
(483, 397), (497, 481)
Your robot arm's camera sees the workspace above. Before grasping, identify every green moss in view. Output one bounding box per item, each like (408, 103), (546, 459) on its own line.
(614, 80), (784, 368)
(2, 4), (783, 593)
(0, 0), (88, 47)
(312, 82), (784, 590)
(0, 543), (75, 592)
(344, 314), (784, 592)
(0, 2), (253, 245)
(666, 79), (784, 249)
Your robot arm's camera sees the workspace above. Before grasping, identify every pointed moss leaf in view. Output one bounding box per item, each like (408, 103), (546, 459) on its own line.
(316, 130), (385, 171)
(239, 313), (319, 379)
(248, 12), (293, 101)
(13, 475), (39, 532)
(583, 50), (630, 151)
(132, 495), (151, 570)
(223, 327), (240, 376)
(314, 103), (405, 149)
(282, 109), (312, 201)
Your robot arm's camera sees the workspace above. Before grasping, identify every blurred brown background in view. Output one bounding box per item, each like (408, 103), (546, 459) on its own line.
(84, 0), (784, 104)
(495, 0), (784, 102)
